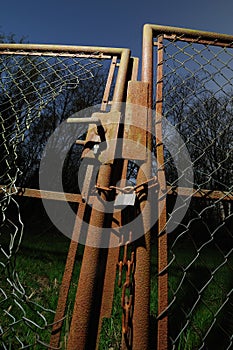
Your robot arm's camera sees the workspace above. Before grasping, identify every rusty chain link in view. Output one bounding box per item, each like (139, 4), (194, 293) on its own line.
(117, 232), (135, 348)
(94, 175), (158, 195)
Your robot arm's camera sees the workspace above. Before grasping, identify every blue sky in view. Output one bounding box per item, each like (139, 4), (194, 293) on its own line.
(1, 0), (233, 58)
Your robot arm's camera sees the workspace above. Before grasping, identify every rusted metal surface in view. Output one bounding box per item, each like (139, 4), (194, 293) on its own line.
(0, 43), (131, 57)
(119, 233), (135, 350)
(166, 186), (233, 201)
(98, 246), (119, 319)
(67, 164), (113, 350)
(95, 111), (121, 164)
(111, 49), (130, 111)
(0, 187), (84, 203)
(66, 46), (133, 349)
(2, 184), (231, 204)
(142, 25), (169, 350)
(148, 24), (233, 45)
(66, 48), (130, 349)
(96, 154), (134, 346)
(122, 81), (149, 160)
(149, 24), (233, 350)
(49, 202), (86, 349)
(130, 57), (139, 81)
(97, 159), (128, 332)
(127, 24), (153, 350)
(98, 60), (140, 336)
(101, 56), (118, 111)
(124, 80), (151, 350)
(49, 157), (96, 348)
(155, 35), (168, 350)
(141, 24), (153, 107)
(96, 49), (139, 339)
(132, 169), (151, 350)
(2, 25), (233, 350)
(163, 34), (233, 48)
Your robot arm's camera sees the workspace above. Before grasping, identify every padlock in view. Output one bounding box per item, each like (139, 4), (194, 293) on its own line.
(114, 191), (136, 208)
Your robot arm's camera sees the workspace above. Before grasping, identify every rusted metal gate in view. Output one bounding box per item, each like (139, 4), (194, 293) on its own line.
(49, 25), (233, 350)
(48, 42), (154, 349)
(0, 24), (233, 350)
(143, 25), (233, 350)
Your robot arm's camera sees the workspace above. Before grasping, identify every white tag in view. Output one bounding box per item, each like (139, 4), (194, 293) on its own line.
(114, 192), (136, 207)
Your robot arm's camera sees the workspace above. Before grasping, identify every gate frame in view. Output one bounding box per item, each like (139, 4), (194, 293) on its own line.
(142, 23), (233, 350)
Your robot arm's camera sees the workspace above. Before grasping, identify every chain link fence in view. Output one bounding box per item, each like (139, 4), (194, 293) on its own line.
(155, 32), (233, 349)
(0, 47), (106, 349)
(0, 28), (233, 350)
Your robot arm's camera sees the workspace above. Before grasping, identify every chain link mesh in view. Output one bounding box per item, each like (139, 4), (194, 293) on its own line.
(0, 49), (102, 349)
(158, 35), (233, 349)
(1, 34), (233, 350)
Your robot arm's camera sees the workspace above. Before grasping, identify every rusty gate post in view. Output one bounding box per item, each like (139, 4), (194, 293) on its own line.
(97, 56), (140, 345)
(66, 48), (131, 350)
(133, 171), (151, 350)
(50, 50), (127, 349)
(49, 202), (86, 349)
(155, 34), (168, 350)
(142, 25), (168, 350)
(66, 163), (113, 350)
(122, 80), (151, 350)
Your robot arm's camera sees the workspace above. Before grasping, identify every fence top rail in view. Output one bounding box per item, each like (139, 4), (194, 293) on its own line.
(145, 24), (233, 44)
(0, 43), (131, 58)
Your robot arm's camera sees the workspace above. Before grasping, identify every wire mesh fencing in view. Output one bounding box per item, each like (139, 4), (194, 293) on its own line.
(0, 46), (108, 349)
(0, 27), (233, 350)
(154, 31), (233, 349)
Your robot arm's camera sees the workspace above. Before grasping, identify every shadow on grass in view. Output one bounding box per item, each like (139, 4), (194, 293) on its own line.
(204, 291), (233, 350)
(168, 262), (233, 349)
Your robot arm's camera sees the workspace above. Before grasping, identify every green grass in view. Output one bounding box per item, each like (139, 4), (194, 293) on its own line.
(167, 242), (233, 350)
(0, 230), (82, 349)
(1, 232), (232, 349)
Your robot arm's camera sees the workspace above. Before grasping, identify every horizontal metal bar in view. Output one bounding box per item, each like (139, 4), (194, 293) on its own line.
(0, 43), (130, 57)
(66, 117), (100, 124)
(3, 187), (85, 203)
(0, 50), (112, 59)
(75, 140), (86, 145)
(167, 186), (233, 201)
(1, 185), (232, 202)
(146, 24), (233, 44)
(163, 34), (233, 48)
(101, 56), (118, 111)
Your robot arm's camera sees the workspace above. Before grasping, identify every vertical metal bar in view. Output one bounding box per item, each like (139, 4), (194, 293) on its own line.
(49, 202), (86, 349)
(131, 57), (139, 81)
(97, 56), (139, 340)
(141, 24), (153, 107)
(66, 48), (131, 350)
(101, 56), (118, 111)
(133, 182), (151, 350)
(142, 25), (168, 350)
(67, 164), (113, 350)
(155, 35), (168, 350)
(97, 160), (127, 347)
(124, 80), (151, 350)
(111, 49), (131, 111)
(130, 24), (154, 350)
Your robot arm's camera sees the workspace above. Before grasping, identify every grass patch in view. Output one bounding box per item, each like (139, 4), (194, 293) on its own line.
(0, 229), (82, 349)
(1, 231), (232, 349)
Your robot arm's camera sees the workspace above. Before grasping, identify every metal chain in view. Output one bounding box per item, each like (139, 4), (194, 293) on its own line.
(95, 175), (158, 195)
(117, 232), (135, 348)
